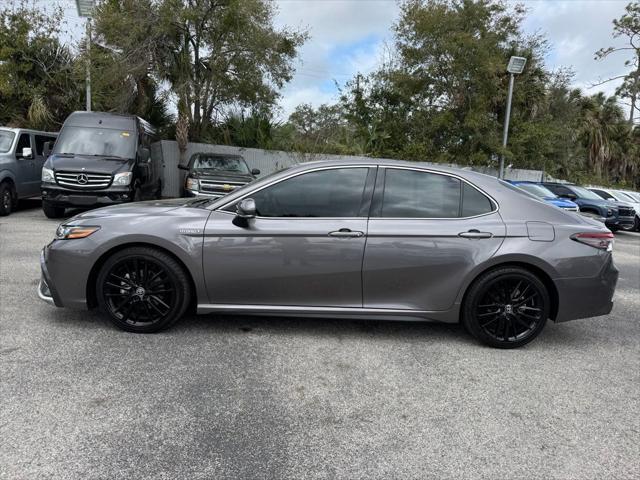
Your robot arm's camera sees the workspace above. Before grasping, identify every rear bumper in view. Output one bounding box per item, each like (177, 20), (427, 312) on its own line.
(554, 254), (618, 322)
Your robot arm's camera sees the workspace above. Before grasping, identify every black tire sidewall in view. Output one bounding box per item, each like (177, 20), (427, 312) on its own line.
(96, 247), (190, 333)
(463, 267), (550, 349)
(0, 183), (13, 216)
(42, 201), (65, 219)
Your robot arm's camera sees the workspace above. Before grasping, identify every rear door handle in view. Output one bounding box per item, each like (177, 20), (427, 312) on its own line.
(458, 229), (493, 239)
(328, 228), (364, 238)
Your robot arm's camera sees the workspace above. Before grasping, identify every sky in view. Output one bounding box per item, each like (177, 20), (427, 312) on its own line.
(44, 0), (634, 119)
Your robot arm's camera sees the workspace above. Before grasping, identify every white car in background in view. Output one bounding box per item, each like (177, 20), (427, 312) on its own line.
(589, 187), (640, 231)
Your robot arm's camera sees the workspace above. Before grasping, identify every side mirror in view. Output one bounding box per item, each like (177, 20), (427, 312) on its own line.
(251, 168), (261, 176)
(236, 198), (256, 219)
(138, 146), (150, 162)
(178, 164), (190, 171)
(43, 141), (52, 158)
(19, 147), (33, 159)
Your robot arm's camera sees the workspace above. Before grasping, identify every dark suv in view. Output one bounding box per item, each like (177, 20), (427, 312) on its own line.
(541, 182), (634, 231)
(179, 153), (259, 198)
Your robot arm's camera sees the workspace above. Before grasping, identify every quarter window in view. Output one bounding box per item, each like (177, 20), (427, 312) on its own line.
(250, 168), (369, 217)
(461, 182), (494, 216)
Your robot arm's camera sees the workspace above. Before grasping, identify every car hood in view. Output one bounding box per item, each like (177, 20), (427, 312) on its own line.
(67, 198), (205, 221)
(46, 154), (134, 175)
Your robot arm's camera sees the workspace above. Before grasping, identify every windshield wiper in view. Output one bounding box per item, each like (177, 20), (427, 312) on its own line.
(189, 198), (214, 207)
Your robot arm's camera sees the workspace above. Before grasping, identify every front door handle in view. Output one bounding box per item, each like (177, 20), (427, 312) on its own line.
(328, 228), (364, 238)
(458, 229), (493, 239)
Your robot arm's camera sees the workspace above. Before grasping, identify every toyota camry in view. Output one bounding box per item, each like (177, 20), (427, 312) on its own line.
(38, 160), (618, 348)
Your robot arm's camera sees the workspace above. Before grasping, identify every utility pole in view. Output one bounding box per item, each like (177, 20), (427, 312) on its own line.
(499, 56), (527, 179)
(75, 1), (95, 112)
(86, 18), (92, 112)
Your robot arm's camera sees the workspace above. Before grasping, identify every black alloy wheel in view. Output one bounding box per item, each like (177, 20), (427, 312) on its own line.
(96, 247), (190, 332)
(463, 267), (549, 348)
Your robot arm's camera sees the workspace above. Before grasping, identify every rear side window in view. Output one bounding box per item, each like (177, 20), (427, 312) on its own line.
(250, 167), (368, 217)
(381, 169), (461, 218)
(461, 183), (494, 216)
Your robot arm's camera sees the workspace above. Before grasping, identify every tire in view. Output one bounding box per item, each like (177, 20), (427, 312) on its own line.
(132, 184), (142, 202)
(154, 181), (162, 200)
(462, 267), (550, 349)
(96, 247), (191, 333)
(0, 182), (14, 216)
(42, 201), (66, 219)
(634, 216), (640, 232)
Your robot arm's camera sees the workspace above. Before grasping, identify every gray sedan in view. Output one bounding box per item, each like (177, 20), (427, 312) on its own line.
(38, 160), (618, 348)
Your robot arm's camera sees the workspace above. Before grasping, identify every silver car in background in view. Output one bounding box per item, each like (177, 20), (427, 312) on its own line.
(39, 160), (618, 348)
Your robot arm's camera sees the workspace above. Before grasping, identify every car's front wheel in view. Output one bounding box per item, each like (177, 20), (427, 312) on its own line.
(462, 267), (550, 348)
(96, 247), (191, 333)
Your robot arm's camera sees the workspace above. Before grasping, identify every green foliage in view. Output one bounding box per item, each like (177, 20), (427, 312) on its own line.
(93, 0), (307, 141)
(0, 1), (82, 130)
(283, 0), (639, 187)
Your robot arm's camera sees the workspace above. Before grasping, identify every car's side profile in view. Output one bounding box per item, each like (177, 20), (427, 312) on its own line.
(39, 160), (618, 348)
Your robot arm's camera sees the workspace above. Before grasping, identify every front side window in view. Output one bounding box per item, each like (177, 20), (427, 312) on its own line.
(53, 126), (136, 159)
(250, 168), (368, 217)
(381, 169), (461, 218)
(16, 133), (31, 156)
(0, 130), (15, 153)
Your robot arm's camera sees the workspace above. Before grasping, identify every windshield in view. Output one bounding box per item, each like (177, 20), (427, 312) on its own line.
(570, 185), (605, 200)
(517, 183), (557, 199)
(0, 130), (15, 153)
(614, 191), (636, 203)
(53, 126), (136, 159)
(192, 155), (249, 174)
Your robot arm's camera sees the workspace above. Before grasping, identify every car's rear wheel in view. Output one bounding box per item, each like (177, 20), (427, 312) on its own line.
(96, 247), (191, 333)
(462, 267), (549, 349)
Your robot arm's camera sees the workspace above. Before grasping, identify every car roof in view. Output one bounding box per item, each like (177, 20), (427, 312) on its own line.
(0, 127), (58, 135)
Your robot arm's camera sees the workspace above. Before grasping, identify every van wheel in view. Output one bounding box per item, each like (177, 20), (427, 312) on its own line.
(462, 267), (549, 349)
(0, 182), (15, 216)
(132, 182), (142, 202)
(42, 201), (66, 219)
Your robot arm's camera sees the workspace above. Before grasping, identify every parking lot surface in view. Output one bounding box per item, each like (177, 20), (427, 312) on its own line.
(1, 200), (639, 479)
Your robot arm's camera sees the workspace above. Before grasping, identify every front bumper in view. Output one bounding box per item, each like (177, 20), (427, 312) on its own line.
(42, 185), (132, 208)
(38, 248), (62, 307)
(554, 253), (618, 322)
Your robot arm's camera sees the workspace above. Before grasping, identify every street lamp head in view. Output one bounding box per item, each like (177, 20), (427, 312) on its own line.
(507, 56), (527, 75)
(75, 0), (95, 18)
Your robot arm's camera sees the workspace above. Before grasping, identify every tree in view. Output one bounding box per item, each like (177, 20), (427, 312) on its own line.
(0, 0), (82, 129)
(94, 0), (307, 142)
(595, 1), (640, 125)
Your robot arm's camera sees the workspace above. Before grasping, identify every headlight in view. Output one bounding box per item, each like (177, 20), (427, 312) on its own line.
(55, 225), (100, 240)
(42, 167), (54, 183)
(186, 177), (199, 191)
(606, 208), (614, 217)
(113, 172), (132, 186)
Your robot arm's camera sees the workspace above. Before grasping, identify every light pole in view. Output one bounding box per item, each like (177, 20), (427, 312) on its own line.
(499, 56), (527, 179)
(75, 0), (96, 112)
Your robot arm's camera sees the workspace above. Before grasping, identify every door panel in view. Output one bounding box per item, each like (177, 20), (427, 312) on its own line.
(363, 213), (505, 311)
(14, 133), (36, 198)
(203, 212), (367, 307)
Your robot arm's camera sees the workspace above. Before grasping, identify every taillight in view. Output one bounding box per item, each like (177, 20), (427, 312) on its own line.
(571, 232), (614, 251)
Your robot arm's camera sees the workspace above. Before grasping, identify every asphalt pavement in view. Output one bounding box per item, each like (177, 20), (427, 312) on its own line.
(1, 199), (639, 479)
